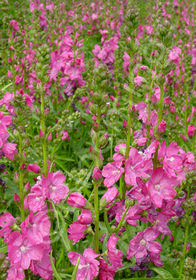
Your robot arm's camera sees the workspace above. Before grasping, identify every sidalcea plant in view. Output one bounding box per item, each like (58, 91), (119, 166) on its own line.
(0, 0), (196, 279)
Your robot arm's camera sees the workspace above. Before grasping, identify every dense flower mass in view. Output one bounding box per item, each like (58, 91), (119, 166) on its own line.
(0, 0), (196, 279)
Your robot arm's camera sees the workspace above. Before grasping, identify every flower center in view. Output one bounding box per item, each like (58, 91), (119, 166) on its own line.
(140, 239), (146, 246)
(155, 184), (161, 191)
(168, 157), (175, 162)
(20, 245), (26, 253)
(50, 185), (56, 191)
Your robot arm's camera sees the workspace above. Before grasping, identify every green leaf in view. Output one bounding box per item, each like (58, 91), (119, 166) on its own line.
(71, 256), (80, 280)
(50, 250), (63, 280)
(152, 267), (174, 279)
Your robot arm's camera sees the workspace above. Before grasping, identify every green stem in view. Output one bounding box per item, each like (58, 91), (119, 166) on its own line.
(24, 270), (29, 280)
(158, 84), (164, 124)
(179, 215), (189, 279)
(41, 90), (47, 177)
(123, 72), (134, 199)
(184, 84), (189, 135)
(19, 135), (25, 221)
(179, 184), (190, 279)
(115, 203), (131, 235)
(94, 108), (100, 254)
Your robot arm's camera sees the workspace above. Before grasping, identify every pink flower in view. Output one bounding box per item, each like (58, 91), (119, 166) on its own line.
(27, 164), (40, 173)
(187, 124), (196, 137)
(125, 148), (151, 187)
(21, 211), (51, 245)
(107, 234), (123, 269)
(7, 265), (25, 280)
(7, 231), (44, 270)
(158, 140), (185, 180)
(67, 192), (87, 208)
(134, 76), (144, 87)
(127, 228), (163, 266)
(42, 171), (69, 203)
(30, 249), (53, 280)
(100, 186), (119, 207)
(2, 143), (17, 160)
(158, 120), (166, 133)
(122, 52), (130, 76)
(0, 212), (15, 241)
(0, 112), (12, 127)
(92, 166), (102, 180)
(102, 161), (124, 188)
(68, 248), (99, 280)
(147, 167), (178, 208)
(77, 209), (93, 225)
(99, 258), (115, 280)
(67, 221), (87, 243)
(10, 20), (19, 31)
(27, 181), (47, 213)
(61, 130), (69, 140)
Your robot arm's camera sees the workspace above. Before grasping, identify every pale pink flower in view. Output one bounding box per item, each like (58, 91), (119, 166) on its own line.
(68, 248), (99, 280)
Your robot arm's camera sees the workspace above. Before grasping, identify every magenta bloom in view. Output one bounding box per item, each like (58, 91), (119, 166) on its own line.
(127, 228), (163, 266)
(27, 181), (47, 213)
(107, 234), (123, 269)
(101, 186), (119, 206)
(99, 258), (115, 280)
(27, 164), (40, 173)
(147, 167), (178, 208)
(21, 211), (51, 245)
(187, 124), (196, 138)
(67, 221), (87, 243)
(68, 248), (99, 280)
(158, 120), (166, 133)
(134, 76), (144, 87)
(2, 143), (17, 160)
(92, 166), (102, 180)
(7, 265), (25, 280)
(125, 148), (151, 187)
(0, 212), (15, 241)
(67, 192), (87, 208)
(7, 231), (44, 270)
(77, 209), (93, 225)
(30, 249), (53, 280)
(158, 140), (184, 180)
(42, 171), (69, 203)
(102, 161), (124, 188)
